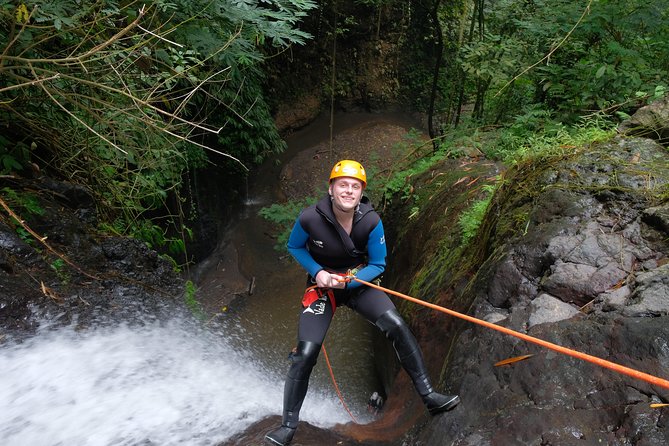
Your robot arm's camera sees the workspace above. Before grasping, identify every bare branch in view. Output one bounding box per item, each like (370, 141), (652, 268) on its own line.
(32, 66), (128, 155)
(137, 25), (183, 47)
(0, 74), (60, 95)
(161, 127), (249, 171)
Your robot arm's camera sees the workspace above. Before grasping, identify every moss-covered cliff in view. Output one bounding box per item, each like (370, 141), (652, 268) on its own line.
(375, 107), (669, 444)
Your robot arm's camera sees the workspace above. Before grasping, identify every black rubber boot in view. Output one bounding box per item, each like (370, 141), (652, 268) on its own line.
(422, 392), (460, 415)
(265, 341), (321, 446)
(375, 309), (460, 415)
(265, 425), (296, 446)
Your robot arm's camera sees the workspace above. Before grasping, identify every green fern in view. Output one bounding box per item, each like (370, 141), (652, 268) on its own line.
(259, 196), (317, 250)
(459, 185), (495, 244)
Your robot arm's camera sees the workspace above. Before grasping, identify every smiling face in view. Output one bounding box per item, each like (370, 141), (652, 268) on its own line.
(329, 177), (363, 213)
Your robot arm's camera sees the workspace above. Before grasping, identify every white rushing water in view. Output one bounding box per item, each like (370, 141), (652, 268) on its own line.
(0, 317), (351, 446)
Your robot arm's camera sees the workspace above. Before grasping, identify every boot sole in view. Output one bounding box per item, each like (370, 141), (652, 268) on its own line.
(265, 434), (288, 446)
(265, 429), (295, 446)
(428, 395), (460, 415)
(265, 436), (284, 446)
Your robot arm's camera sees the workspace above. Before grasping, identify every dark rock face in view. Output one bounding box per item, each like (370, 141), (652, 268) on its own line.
(414, 136), (669, 445)
(0, 179), (185, 338)
(619, 96), (669, 147)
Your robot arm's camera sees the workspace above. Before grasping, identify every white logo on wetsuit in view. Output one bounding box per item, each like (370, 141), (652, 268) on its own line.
(380, 235), (385, 245)
(303, 299), (326, 315)
(313, 239), (324, 248)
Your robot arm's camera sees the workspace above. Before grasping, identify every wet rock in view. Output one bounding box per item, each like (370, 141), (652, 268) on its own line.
(220, 415), (379, 446)
(36, 177), (96, 208)
(618, 95), (669, 146)
(0, 221), (41, 267)
(541, 260), (626, 306)
(404, 135), (669, 445)
(643, 204), (669, 233)
(273, 91), (322, 135)
(0, 178), (185, 338)
(528, 293), (581, 328)
(599, 284), (632, 310)
(485, 255), (525, 308)
(624, 264), (669, 317)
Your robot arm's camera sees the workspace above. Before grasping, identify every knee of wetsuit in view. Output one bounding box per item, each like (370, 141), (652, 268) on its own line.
(287, 340), (320, 380)
(374, 309), (409, 340)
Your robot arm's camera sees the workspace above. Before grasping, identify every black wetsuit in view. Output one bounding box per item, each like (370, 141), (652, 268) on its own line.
(286, 195), (396, 344)
(266, 195), (459, 445)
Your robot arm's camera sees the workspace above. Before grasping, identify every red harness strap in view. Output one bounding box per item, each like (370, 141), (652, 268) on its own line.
(302, 286), (337, 313)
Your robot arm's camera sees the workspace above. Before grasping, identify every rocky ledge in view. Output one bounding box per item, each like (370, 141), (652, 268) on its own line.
(397, 101), (669, 445)
(0, 178), (185, 340)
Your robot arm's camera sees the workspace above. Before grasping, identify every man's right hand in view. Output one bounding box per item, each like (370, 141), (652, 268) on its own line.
(315, 270), (345, 289)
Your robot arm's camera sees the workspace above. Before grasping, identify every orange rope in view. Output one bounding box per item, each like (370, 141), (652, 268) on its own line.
(351, 277), (669, 391)
(322, 343), (359, 423)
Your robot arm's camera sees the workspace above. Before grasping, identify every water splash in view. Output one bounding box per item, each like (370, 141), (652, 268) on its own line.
(0, 318), (350, 446)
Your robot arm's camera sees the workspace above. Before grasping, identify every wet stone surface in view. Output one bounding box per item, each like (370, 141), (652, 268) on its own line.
(0, 178), (185, 338)
(416, 136), (669, 446)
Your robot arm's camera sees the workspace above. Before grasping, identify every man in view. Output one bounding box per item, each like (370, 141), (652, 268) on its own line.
(265, 160), (460, 446)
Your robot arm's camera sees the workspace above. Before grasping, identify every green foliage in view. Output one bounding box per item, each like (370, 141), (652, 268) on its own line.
(0, 138), (31, 174)
(535, 0), (667, 118)
(382, 152), (444, 200)
(1, 187), (44, 217)
(258, 196), (317, 250)
(99, 217), (192, 258)
(49, 258), (70, 284)
(183, 279), (204, 319)
(484, 112), (617, 163)
(398, 0), (468, 112)
(459, 185), (495, 244)
(459, 33), (519, 84)
(371, 129), (439, 200)
(434, 123), (488, 158)
(131, 220), (189, 255)
(436, 0), (669, 125)
(0, 187), (44, 245)
(214, 69), (287, 164)
(0, 0), (316, 240)
(14, 226), (33, 245)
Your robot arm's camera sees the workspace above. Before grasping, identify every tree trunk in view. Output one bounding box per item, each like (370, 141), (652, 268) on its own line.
(495, 80), (515, 124)
(454, 0), (479, 127)
(427, 0), (444, 151)
(473, 77), (491, 120)
(472, 0), (487, 121)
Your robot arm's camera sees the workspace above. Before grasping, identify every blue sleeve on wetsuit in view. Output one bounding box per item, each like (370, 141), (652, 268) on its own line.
(347, 220), (386, 289)
(286, 218), (323, 278)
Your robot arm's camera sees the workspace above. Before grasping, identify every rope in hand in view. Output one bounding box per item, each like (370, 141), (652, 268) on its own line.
(344, 276), (669, 391)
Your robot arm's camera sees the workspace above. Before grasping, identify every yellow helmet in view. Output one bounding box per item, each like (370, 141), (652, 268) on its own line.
(329, 160), (367, 188)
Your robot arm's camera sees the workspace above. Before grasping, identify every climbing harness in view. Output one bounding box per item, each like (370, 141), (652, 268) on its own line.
(302, 285), (336, 312)
(344, 276), (669, 391)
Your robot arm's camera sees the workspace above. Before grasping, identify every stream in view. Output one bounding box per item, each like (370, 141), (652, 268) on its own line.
(0, 111), (421, 446)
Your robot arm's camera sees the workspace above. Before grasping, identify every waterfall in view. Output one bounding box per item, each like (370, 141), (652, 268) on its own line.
(0, 316), (350, 446)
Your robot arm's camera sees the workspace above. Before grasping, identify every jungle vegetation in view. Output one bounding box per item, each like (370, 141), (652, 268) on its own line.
(1, 0), (667, 261)
(0, 0), (317, 253)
